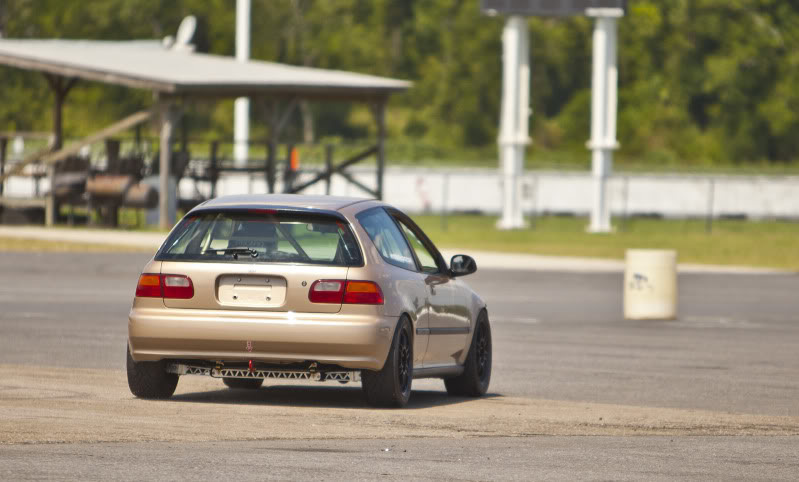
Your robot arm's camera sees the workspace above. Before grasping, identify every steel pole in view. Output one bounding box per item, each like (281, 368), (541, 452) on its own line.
(159, 105), (174, 230)
(497, 16), (530, 230)
(375, 101), (386, 200)
(233, 0), (251, 167)
(587, 8), (623, 233)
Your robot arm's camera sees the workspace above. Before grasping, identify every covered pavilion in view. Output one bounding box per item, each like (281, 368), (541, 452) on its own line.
(0, 36), (410, 228)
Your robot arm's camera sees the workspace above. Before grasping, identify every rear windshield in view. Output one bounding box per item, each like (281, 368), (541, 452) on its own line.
(155, 210), (363, 266)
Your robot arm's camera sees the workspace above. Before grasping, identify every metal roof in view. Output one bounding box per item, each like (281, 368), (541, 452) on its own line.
(0, 39), (411, 98)
(481, 0), (626, 16)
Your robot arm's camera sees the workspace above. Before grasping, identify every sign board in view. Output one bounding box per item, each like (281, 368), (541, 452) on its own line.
(482, 0), (626, 16)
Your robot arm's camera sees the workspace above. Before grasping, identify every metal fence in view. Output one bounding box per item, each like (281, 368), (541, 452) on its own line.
(3, 145), (798, 224)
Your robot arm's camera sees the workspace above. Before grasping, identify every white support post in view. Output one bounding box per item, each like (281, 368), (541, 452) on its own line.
(234, 0), (251, 168)
(497, 16), (530, 230)
(159, 104), (175, 230)
(587, 7), (623, 233)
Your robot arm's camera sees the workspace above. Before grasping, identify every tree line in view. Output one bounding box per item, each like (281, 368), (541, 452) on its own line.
(1, 0), (797, 166)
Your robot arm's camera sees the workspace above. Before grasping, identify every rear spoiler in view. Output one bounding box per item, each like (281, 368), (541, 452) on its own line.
(186, 204), (350, 223)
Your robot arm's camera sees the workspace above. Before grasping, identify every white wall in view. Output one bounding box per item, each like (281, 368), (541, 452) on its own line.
(196, 167), (799, 219)
(4, 166), (798, 219)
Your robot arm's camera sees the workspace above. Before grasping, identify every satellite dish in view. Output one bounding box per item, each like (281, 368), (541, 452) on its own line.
(174, 16), (197, 49)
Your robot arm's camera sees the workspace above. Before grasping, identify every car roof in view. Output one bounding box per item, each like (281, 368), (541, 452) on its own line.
(199, 194), (375, 212)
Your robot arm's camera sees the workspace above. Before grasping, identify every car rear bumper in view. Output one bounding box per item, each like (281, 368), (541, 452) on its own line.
(128, 307), (396, 371)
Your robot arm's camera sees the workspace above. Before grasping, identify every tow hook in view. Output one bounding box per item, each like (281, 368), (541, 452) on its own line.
(212, 361), (224, 377)
(308, 362), (320, 381)
(248, 359), (255, 373)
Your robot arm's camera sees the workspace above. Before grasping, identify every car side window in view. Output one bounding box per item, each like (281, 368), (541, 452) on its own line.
(396, 219), (439, 274)
(356, 208), (417, 271)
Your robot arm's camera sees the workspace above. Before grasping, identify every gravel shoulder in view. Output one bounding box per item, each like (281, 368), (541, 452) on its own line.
(3, 437), (799, 481)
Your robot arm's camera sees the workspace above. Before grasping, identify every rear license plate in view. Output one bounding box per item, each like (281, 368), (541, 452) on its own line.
(217, 275), (287, 307)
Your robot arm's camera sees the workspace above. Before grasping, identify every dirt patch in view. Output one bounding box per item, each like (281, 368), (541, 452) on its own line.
(1, 364), (797, 445)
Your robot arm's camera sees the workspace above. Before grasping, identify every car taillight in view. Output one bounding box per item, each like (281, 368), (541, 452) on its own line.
(308, 279), (383, 305)
(308, 280), (345, 303)
(343, 281), (384, 305)
(162, 275), (194, 299)
(135, 274), (194, 299)
(135, 274), (162, 298)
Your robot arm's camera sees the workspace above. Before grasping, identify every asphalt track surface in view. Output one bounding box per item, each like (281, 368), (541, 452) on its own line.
(1, 251), (797, 480)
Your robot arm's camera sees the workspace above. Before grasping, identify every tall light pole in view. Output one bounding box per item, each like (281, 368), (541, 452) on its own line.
(587, 7), (623, 233)
(234, 0), (251, 168)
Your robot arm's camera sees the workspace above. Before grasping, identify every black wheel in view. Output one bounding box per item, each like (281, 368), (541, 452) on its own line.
(444, 310), (492, 397)
(222, 378), (264, 390)
(126, 345), (179, 399)
(362, 316), (413, 408)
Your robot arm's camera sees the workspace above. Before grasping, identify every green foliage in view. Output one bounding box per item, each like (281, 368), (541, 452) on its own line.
(1, 0), (798, 165)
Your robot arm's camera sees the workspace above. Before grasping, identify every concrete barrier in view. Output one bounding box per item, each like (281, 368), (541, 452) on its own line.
(6, 165), (799, 220)
(624, 249), (677, 320)
(191, 167), (799, 219)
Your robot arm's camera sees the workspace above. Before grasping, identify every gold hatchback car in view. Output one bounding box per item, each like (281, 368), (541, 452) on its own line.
(127, 194), (491, 407)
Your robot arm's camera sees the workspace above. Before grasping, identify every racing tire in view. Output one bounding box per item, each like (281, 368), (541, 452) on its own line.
(362, 316), (413, 408)
(126, 345), (179, 399)
(444, 310), (492, 397)
(222, 378), (264, 390)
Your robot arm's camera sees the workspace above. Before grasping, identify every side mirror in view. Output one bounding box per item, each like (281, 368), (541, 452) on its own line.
(449, 254), (477, 277)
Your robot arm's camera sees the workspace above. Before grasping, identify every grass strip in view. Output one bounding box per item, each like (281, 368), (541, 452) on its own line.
(412, 215), (799, 271)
